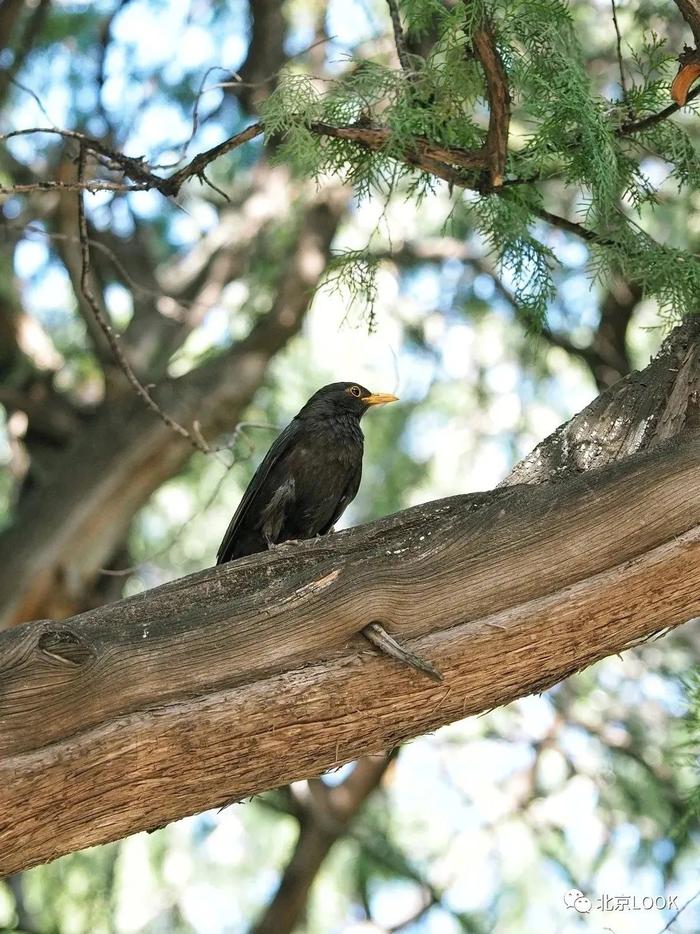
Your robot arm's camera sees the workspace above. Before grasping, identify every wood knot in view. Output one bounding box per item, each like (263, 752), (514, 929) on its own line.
(37, 628), (94, 667)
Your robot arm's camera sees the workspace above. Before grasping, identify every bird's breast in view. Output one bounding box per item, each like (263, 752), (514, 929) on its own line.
(290, 417), (363, 482)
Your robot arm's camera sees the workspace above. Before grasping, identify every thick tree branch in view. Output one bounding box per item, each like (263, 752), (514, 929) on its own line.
(504, 315), (700, 485)
(1, 427), (699, 873)
(0, 320), (698, 870)
(670, 1), (700, 104)
(675, 0), (700, 45)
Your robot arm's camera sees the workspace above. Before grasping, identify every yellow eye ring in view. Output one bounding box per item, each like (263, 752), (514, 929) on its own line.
(349, 386), (361, 397)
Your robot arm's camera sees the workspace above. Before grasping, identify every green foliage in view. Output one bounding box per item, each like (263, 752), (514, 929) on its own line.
(469, 190), (557, 327)
(323, 249), (381, 328)
(590, 223), (700, 322)
(261, 0), (700, 323)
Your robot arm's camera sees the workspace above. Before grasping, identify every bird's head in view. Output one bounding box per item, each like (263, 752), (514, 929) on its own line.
(299, 382), (399, 419)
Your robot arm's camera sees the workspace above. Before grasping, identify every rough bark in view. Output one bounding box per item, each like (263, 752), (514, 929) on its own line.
(1, 315), (698, 873)
(1, 316), (699, 872)
(504, 315), (700, 485)
(1, 418), (699, 872)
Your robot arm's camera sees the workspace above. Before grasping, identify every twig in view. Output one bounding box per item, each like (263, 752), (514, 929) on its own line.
(362, 622), (443, 682)
(531, 205), (614, 245)
(385, 0), (412, 74)
(205, 36), (334, 95)
(76, 145), (212, 454)
(610, 0), (630, 103)
(199, 169), (230, 202)
(160, 122), (264, 194)
(179, 65), (231, 163)
(99, 455), (234, 576)
(656, 886), (700, 933)
(8, 76), (58, 128)
(618, 83), (700, 133)
(99, 420), (280, 577)
(388, 894), (439, 933)
(1, 122), (264, 198)
(0, 179), (150, 194)
(14, 221), (227, 322)
(21, 223), (182, 310)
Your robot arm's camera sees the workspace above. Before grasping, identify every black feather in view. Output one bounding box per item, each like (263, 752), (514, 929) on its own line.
(216, 381), (390, 564)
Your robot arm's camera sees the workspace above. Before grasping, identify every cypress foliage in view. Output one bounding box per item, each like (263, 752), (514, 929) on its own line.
(260, 0), (700, 324)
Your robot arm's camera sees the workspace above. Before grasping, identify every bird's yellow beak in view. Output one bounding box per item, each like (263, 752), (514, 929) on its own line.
(362, 392), (399, 406)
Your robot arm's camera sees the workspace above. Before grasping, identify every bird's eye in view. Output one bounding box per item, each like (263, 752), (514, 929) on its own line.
(349, 386), (362, 397)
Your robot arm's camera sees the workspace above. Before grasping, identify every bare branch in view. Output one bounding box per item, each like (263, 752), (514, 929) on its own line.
(618, 83), (700, 133)
(386, 0), (412, 74)
(76, 146), (212, 454)
(531, 205), (610, 244)
(97, 423), (278, 577)
(610, 0), (630, 103)
(5, 75), (58, 128)
(163, 122), (263, 194)
(178, 65), (230, 163)
(1, 122), (265, 198)
(657, 886), (700, 933)
(0, 178), (149, 194)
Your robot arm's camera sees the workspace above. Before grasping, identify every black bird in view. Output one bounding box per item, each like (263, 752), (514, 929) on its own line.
(217, 382), (398, 563)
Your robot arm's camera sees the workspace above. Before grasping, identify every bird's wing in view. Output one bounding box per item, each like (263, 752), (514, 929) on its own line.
(317, 463), (362, 536)
(216, 419), (302, 564)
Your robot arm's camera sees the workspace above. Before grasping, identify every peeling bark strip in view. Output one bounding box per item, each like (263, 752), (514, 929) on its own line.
(471, 18), (510, 190)
(671, 0), (700, 103)
(1, 429), (700, 873)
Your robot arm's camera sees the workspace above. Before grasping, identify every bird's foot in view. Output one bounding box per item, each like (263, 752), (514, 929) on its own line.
(268, 538), (305, 550)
